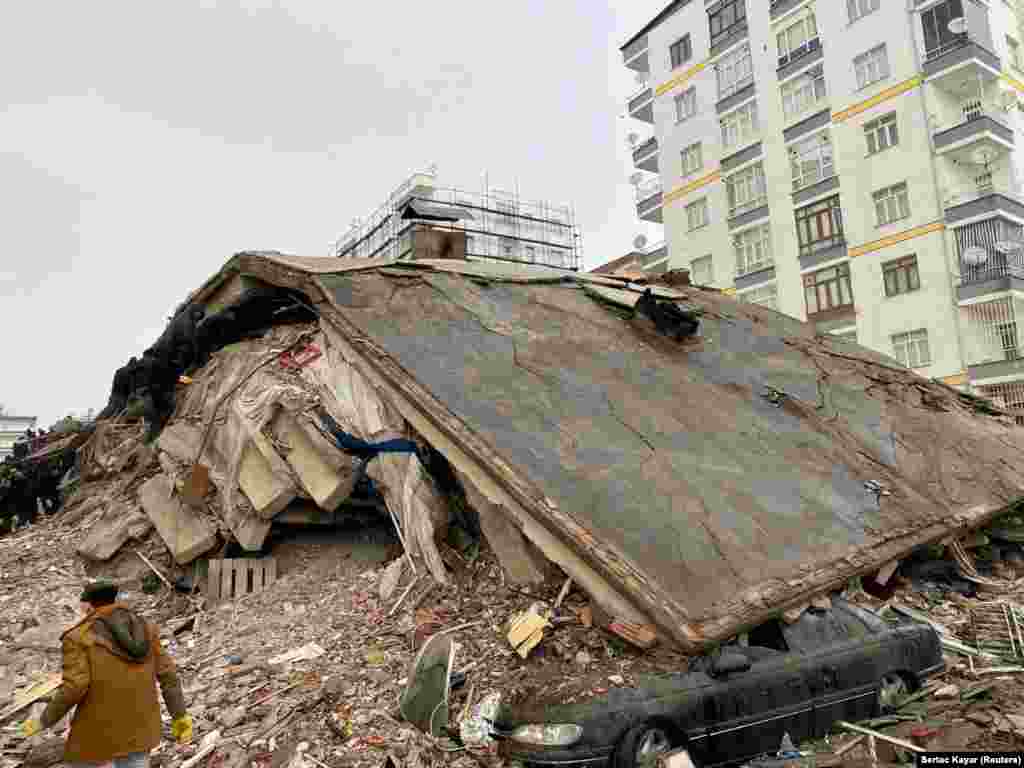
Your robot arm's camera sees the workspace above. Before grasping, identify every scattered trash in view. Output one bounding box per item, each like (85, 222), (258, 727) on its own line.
(269, 643), (325, 665)
(458, 691), (500, 749)
(507, 602), (551, 659)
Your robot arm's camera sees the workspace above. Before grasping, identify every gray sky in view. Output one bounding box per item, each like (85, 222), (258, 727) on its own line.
(1, 0), (665, 428)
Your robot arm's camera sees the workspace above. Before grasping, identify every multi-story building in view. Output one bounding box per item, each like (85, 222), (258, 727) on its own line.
(621, 0), (1024, 413)
(331, 167), (581, 271)
(0, 411), (36, 460)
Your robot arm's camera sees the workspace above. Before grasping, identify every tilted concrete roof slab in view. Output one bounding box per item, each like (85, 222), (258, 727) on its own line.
(192, 252), (1024, 650)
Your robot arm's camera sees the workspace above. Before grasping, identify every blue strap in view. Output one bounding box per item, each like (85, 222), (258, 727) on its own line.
(318, 412), (418, 461)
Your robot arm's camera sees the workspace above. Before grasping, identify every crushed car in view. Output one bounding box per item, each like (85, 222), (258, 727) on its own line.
(491, 598), (943, 768)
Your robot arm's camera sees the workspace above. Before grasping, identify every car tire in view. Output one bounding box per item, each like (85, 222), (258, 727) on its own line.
(878, 672), (912, 714)
(613, 723), (691, 768)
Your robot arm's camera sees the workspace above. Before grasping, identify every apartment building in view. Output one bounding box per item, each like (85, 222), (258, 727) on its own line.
(332, 167), (581, 271)
(621, 0), (1024, 412)
(0, 412), (36, 460)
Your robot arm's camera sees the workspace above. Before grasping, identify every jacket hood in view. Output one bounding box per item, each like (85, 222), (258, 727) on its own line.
(91, 605), (151, 661)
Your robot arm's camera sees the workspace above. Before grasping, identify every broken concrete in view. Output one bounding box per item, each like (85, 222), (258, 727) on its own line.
(138, 474), (218, 564)
(76, 503), (153, 562)
(269, 410), (353, 512)
(461, 476), (546, 585)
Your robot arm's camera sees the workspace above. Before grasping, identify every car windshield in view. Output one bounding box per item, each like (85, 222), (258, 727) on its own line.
(782, 599), (881, 653)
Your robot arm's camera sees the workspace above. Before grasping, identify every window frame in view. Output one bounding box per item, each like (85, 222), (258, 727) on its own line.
(803, 262), (854, 316)
(921, 0), (965, 59)
(873, 182), (911, 227)
(780, 63), (826, 120)
(721, 100), (759, 150)
(882, 254), (921, 297)
(681, 142), (704, 177)
(669, 34), (693, 70)
(891, 328), (931, 368)
(864, 112), (899, 155)
(691, 254), (714, 284)
(686, 198), (710, 231)
(847, 0), (880, 23)
(734, 222), (773, 276)
(738, 282), (779, 310)
(854, 44), (890, 90)
(709, 0), (747, 50)
(716, 42), (754, 101)
(789, 131), (834, 192)
(795, 194), (845, 257)
(1008, 35), (1022, 71)
(726, 162), (767, 219)
(675, 87), (697, 123)
(777, 12), (819, 68)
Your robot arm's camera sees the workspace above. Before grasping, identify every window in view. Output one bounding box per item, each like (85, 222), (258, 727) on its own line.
(739, 283), (778, 310)
(865, 112), (899, 154)
(789, 132), (834, 192)
(1008, 36), (1022, 70)
(997, 322), (1020, 360)
(873, 182), (910, 226)
(795, 194), (844, 256)
(717, 43), (753, 100)
(831, 329), (858, 344)
(670, 35), (693, 69)
(854, 44), (890, 89)
(734, 223), (773, 276)
(687, 198), (709, 231)
(525, 245), (537, 261)
(777, 12), (819, 68)
(922, 0), (965, 59)
(691, 254), (714, 284)
(892, 329), (931, 368)
(681, 142), (703, 177)
(721, 101), (759, 149)
(847, 0), (879, 23)
(675, 87), (697, 123)
(709, 0), (747, 49)
(883, 255), (920, 296)
(726, 162), (767, 218)
(781, 64), (826, 120)
(804, 262), (853, 316)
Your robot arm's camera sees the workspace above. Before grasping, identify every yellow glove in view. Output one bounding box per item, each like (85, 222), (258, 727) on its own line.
(20, 719), (41, 738)
(170, 714), (193, 745)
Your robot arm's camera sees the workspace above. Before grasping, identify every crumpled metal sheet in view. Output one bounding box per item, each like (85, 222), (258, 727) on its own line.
(311, 268), (1024, 647)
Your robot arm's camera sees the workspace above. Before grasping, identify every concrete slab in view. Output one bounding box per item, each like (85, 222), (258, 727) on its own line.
(238, 435), (295, 519)
(76, 504), (153, 562)
(138, 474), (218, 564)
(270, 410), (353, 511)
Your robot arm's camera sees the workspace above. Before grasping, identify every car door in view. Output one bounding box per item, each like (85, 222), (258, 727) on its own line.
(805, 648), (846, 737)
(704, 669), (766, 765)
(833, 637), (885, 722)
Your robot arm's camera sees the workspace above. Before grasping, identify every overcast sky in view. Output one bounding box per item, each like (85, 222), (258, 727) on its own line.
(1, 0), (666, 428)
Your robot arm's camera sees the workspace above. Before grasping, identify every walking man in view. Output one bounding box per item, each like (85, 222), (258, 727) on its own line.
(20, 579), (193, 766)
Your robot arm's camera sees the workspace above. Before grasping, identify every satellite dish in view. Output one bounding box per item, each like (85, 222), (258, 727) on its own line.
(994, 240), (1023, 255)
(627, 132), (640, 147)
(634, 234), (648, 250)
(947, 17), (967, 34)
(962, 245), (989, 266)
(628, 172), (644, 186)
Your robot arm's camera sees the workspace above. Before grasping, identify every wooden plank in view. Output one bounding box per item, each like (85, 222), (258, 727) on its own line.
(221, 558), (234, 602)
(267, 557), (277, 588)
(207, 559), (222, 606)
(0, 674), (62, 721)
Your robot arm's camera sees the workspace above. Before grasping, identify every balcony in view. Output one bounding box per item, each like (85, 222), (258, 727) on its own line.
(960, 297), (1024, 379)
(923, 34), (1001, 93)
(635, 179), (663, 223)
(622, 34), (649, 73)
(627, 82), (654, 124)
(632, 136), (659, 173)
(954, 217), (1024, 300)
(933, 103), (1014, 165)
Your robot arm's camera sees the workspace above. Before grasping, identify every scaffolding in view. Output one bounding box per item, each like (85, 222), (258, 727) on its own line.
(330, 168), (582, 271)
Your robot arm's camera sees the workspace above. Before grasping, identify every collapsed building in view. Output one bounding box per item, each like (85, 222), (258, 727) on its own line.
(76, 232), (1024, 653)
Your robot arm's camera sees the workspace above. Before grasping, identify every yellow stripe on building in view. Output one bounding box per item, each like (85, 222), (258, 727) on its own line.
(831, 75), (922, 123)
(1001, 72), (1024, 93)
(940, 373), (968, 386)
(655, 61), (707, 97)
(722, 287), (737, 296)
(848, 221), (945, 258)
(664, 169), (721, 205)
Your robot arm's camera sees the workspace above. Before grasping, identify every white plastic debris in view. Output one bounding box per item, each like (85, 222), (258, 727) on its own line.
(269, 642), (326, 665)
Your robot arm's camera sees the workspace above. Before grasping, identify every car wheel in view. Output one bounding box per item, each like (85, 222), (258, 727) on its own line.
(878, 672), (910, 713)
(613, 724), (688, 768)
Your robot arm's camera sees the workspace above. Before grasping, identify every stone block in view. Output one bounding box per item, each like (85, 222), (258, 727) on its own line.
(138, 474), (218, 564)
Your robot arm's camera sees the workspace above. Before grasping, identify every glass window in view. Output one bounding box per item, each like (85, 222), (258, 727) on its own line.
(717, 43), (753, 100)
(777, 12), (818, 66)
(795, 194), (844, 257)
(831, 329), (858, 344)
(781, 64), (827, 120)
(734, 223), (773, 276)
(865, 113), (899, 154)
(721, 100), (759, 149)
(681, 142), (704, 177)
(1008, 36), (1022, 70)
(726, 162), (767, 218)
(675, 87), (697, 122)
(739, 283), (778, 310)
(709, 0), (747, 49)
(803, 262), (853, 316)
(789, 131), (834, 191)
(687, 198), (710, 231)
(854, 44), (890, 89)
(847, 0), (880, 23)
(922, 0), (965, 58)
(691, 254), (714, 284)
(670, 35), (693, 69)
(882, 255), (921, 296)
(892, 329), (931, 368)
(873, 182), (910, 226)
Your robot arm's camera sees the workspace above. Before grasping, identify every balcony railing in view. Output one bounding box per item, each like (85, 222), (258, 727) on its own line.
(960, 298), (1024, 365)
(729, 194), (768, 220)
(925, 32), (972, 63)
(632, 136), (658, 162)
(955, 217), (1024, 285)
(622, 35), (648, 64)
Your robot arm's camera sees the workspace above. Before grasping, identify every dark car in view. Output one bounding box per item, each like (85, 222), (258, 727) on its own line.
(492, 598), (943, 768)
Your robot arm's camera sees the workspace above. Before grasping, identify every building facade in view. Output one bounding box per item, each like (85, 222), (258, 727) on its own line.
(332, 167), (581, 271)
(622, 0), (1024, 412)
(0, 412), (36, 460)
